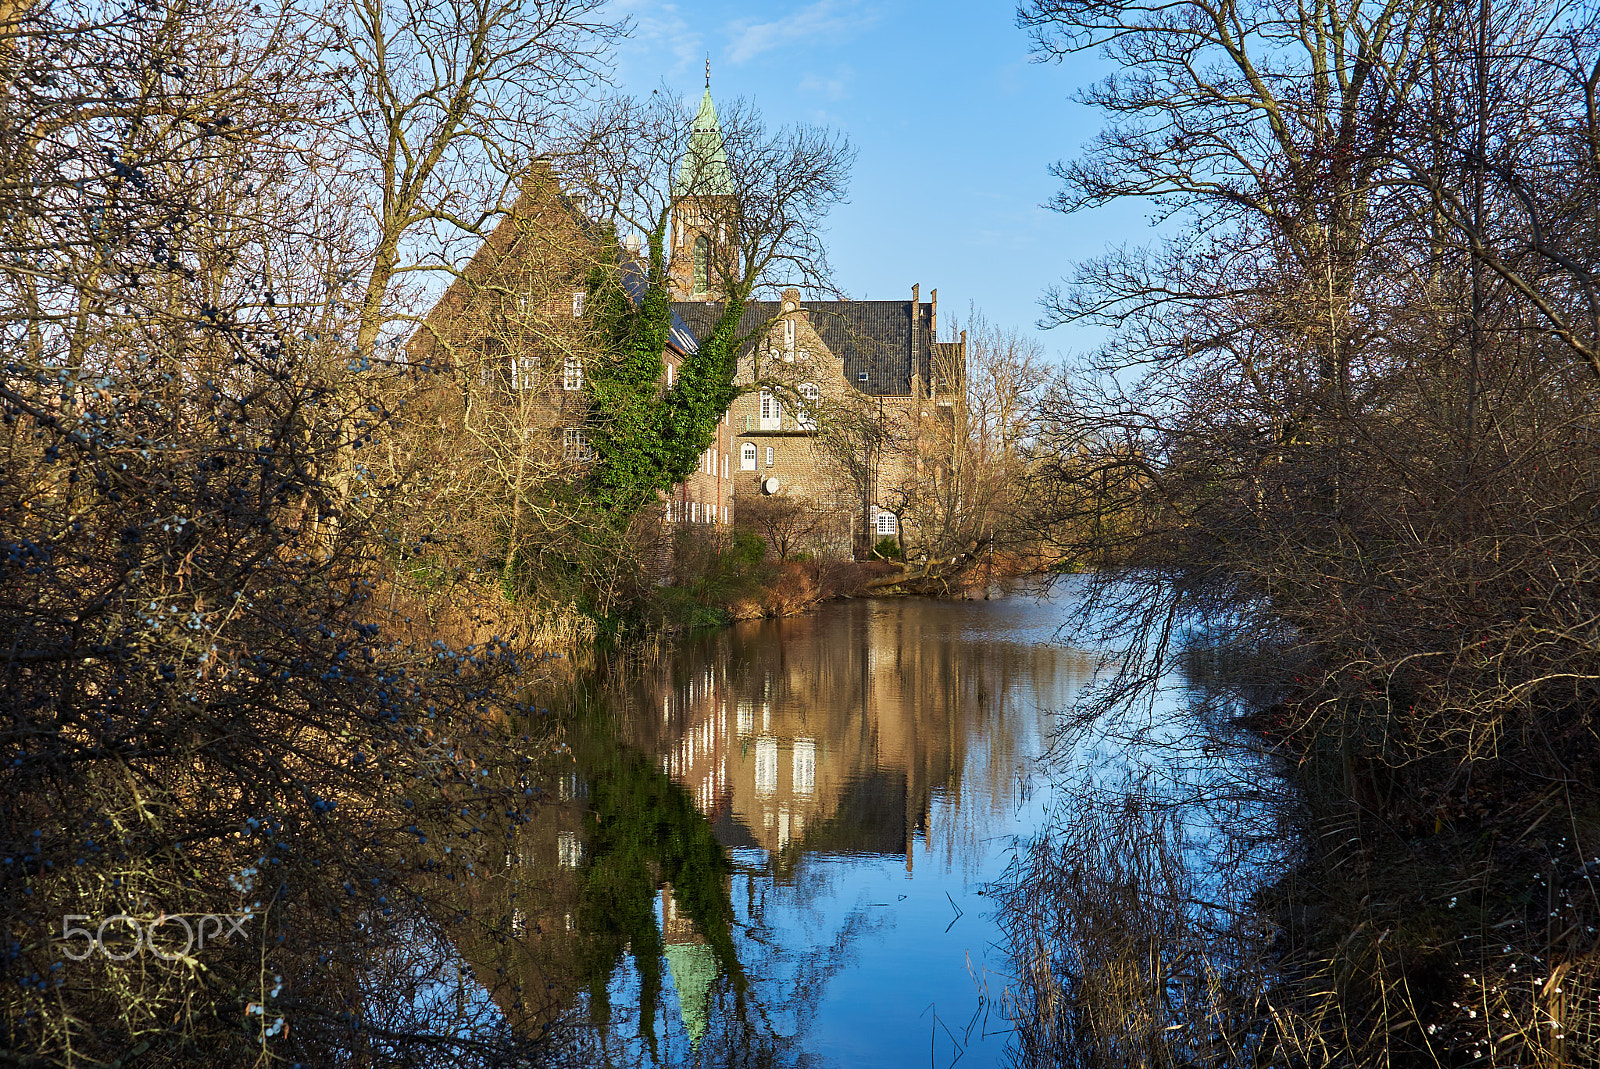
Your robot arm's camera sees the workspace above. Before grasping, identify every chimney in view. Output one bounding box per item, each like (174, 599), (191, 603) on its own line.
(930, 288), (938, 336)
(910, 283), (920, 397)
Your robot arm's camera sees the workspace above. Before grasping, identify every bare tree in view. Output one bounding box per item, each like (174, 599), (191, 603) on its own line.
(553, 91), (854, 511)
(0, 0), (602, 1062)
(1021, 0), (1600, 1062)
(892, 310), (1051, 583)
(327, 0), (615, 360)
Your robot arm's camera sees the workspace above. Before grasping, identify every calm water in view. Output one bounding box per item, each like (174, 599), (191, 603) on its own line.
(461, 586), (1273, 1066)
(438, 588), (1286, 1062)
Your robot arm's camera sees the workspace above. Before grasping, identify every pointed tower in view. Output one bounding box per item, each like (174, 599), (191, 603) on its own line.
(670, 65), (737, 301)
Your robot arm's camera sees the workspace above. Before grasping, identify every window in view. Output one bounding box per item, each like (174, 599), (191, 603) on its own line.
(561, 354), (583, 391)
(759, 389), (780, 430)
(571, 290), (585, 317)
(741, 443), (757, 470)
(562, 426), (592, 462)
(512, 356), (539, 390)
(692, 501), (700, 523)
(667, 362), (675, 387)
(793, 739), (816, 796)
(798, 382), (818, 430)
(876, 511), (898, 536)
(557, 831), (582, 868)
(782, 319), (795, 361)
(858, 370), (869, 383)
(693, 234), (710, 294)
(755, 737), (778, 794)
(721, 453), (728, 478)
(765, 446), (774, 468)
(722, 505), (728, 524)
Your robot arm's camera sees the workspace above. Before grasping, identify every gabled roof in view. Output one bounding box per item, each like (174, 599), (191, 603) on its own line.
(673, 88), (734, 199)
(670, 300), (938, 396)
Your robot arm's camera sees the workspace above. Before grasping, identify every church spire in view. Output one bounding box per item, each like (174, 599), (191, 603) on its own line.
(674, 75), (734, 198)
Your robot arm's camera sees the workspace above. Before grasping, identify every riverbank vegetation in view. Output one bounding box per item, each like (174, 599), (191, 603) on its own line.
(1014, 0), (1600, 1062)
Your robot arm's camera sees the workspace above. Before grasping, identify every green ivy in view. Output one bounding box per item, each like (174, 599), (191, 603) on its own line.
(582, 220), (755, 516)
(563, 696), (741, 1049)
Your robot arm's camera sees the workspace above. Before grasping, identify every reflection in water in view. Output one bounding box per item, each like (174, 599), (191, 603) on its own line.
(448, 592), (1103, 1066)
(587, 595), (1097, 1065)
(624, 600), (1096, 878)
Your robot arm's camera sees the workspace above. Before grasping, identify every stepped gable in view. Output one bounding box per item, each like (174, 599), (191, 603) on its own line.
(670, 299), (938, 396)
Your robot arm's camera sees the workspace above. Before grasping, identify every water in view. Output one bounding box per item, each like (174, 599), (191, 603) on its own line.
(469, 586), (1276, 1066)
(527, 592), (1099, 1066)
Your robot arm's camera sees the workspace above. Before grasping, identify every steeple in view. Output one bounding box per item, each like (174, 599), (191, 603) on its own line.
(674, 76), (734, 198)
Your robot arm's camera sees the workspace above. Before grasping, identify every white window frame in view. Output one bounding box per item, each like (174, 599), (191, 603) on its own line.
(876, 511), (897, 536)
(765, 446), (774, 468)
(782, 318), (796, 361)
(793, 739), (816, 796)
(741, 443), (757, 471)
(692, 501), (700, 523)
(561, 354), (583, 391)
(759, 389), (780, 430)
(512, 356), (540, 390)
(571, 290), (585, 317)
(798, 382), (818, 430)
(562, 426), (592, 462)
(721, 453), (728, 478)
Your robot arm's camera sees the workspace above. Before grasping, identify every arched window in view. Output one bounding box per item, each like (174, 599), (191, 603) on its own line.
(693, 234), (710, 294)
(741, 442), (757, 470)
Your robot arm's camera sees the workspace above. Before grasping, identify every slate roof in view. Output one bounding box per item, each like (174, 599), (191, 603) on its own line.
(670, 300), (938, 396)
(619, 258), (701, 355)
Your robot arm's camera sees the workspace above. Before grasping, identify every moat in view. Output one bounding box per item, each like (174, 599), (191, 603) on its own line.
(456, 585), (1270, 1066)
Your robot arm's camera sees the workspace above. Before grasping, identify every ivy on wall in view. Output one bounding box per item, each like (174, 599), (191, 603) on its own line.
(581, 222), (754, 515)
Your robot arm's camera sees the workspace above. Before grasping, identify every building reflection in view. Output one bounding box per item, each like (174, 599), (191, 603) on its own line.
(446, 596), (1097, 1056)
(620, 599), (1097, 873)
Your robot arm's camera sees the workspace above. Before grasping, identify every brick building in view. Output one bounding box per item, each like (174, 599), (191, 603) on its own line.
(667, 84), (964, 554)
(413, 82), (962, 556)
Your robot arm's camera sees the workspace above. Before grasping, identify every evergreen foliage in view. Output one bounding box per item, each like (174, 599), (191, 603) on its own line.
(582, 225), (753, 516)
(565, 700), (740, 1047)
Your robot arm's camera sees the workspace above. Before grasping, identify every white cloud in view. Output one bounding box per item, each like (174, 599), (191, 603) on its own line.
(726, 0), (883, 65)
(610, 0), (704, 80)
(797, 68), (853, 101)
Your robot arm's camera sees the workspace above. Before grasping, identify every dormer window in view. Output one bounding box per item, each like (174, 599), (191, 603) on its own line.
(759, 389), (781, 430)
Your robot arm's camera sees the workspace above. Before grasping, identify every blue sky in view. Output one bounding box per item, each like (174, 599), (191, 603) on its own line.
(604, 0), (1149, 362)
